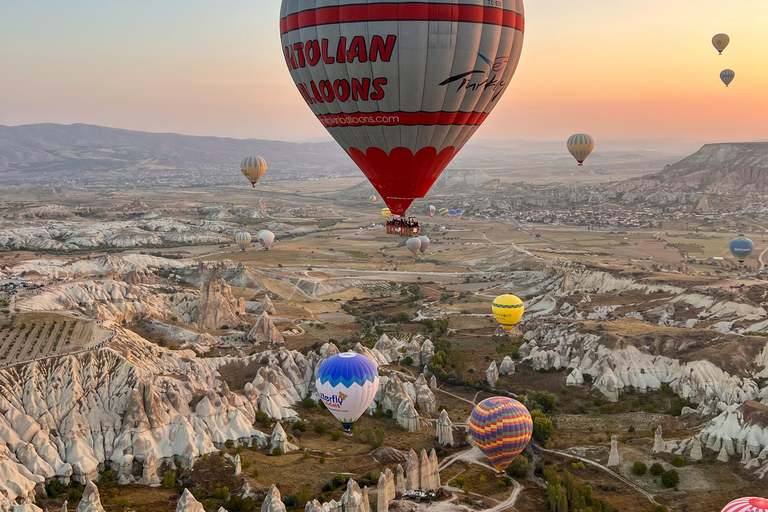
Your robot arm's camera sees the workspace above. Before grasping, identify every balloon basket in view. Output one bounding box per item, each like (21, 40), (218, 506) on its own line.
(343, 430), (353, 437)
(495, 471), (507, 478)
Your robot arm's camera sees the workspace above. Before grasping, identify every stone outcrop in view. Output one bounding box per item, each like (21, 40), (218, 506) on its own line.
(396, 465), (405, 496)
(499, 356), (515, 375)
(404, 450), (418, 491)
(177, 489), (206, 512)
(607, 436), (620, 467)
(420, 340), (435, 366)
(261, 295), (276, 315)
(404, 340), (422, 366)
(340, 479), (370, 512)
(413, 375), (436, 414)
(690, 436), (703, 461)
(377, 468), (396, 512)
(430, 375), (437, 390)
(373, 334), (399, 363)
(196, 276), (245, 330)
(248, 311), (285, 345)
(396, 399), (420, 432)
(76, 481), (106, 512)
(269, 422), (295, 453)
(234, 454), (241, 475)
(262, 485), (287, 512)
(653, 425), (664, 453)
(486, 361), (499, 386)
(436, 409), (454, 447)
(140, 452), (160, 486)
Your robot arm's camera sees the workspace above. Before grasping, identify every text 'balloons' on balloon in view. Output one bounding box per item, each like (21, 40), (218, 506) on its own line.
(406, 237), (422, 255)
(492, 294), (524, 332)
(417, 235), (430, 254)
(721, 69), (735, 87)
(469, 397), (533, 473)
(258, 230), (275, 250)
(241, 156), (267, 187)
(567, 134), (595, 166)
(381, 207), (391, 218)
(426, 205), (436, 217)
(721, 497), (768, 512)
(235, 232), (252, 251)
(316, 352), (380, 432)
(712, 33), (730, 55)
(279, 0), (526, 216)
(730, 235), (754, 263)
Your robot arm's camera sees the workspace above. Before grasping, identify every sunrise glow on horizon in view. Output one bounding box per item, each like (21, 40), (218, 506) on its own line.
(2, 0), (767, 144)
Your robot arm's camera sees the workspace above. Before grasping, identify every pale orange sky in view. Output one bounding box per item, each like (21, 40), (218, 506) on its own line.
(1, 0), (767, 143)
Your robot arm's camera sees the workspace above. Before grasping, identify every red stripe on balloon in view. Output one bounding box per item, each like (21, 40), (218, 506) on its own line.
(316, 111), (489, 127)
(281, 3), (524, 35)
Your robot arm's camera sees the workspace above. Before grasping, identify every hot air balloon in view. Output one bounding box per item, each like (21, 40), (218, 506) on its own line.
(241, 156), (267, 187)
(469, 397), (533, 475)
(370, 195), (378, 203)
(712, 33), (730, 55)
(417, 235), (430, 254)
(567, 134), (595, 166)
(721, 69), (735, 87)
(721, 498), (768, 512)
(492, 294), (524, 331)
(406, 237), (422, 256)
(426, 205), (436, 217)
(456, 209), (464, 220)
(439, 208), (450, 218)
(316, 352), (380, 433)
(448, 209), (458, 220)
(730, 235), (754, 263)
(279, 0), (526, 217)
(235, 232), (252, 251)
(258, 230), (276, 250)
(381, 208), (391, 218)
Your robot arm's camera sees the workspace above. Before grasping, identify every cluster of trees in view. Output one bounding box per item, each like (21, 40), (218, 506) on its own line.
(632, 461), (680, 488)
(427, 336), (452, 379)
(544, 466), (615, 512)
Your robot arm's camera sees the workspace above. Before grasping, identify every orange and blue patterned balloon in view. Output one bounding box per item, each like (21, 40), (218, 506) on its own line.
(469, 396), (533, 472)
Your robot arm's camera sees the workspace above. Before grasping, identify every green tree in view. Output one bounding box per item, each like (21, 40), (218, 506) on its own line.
(314, 423), (328, 434)
(527, 391), (557, 413)
(506, 456), (532, 478)
(296, 485), (312, 508)
(543, 465), (560, 486)
(532, 410), (555, 446)
(632, 462), (647, 476)
(272, 447), (283, 456)
(650, 463), (664, 476)
(161, 471), (176, 489)
(660, 470), (679, 488)
(562, 471), (575, 504)
(671, 456), (686, 467)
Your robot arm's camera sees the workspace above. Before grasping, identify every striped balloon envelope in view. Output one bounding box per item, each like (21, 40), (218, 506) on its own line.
(316, 352), (380, 432)
(721, 498), (768, 512)
(240, 156), (267, 186)
(426, 205), (436, 217)
(567, 134), (594, 166)
(721, 69), (735, 87)
(469, 397), (533, 472)
(279, 0), (526, 216)
(234, 232), (252, 251)
(439, 208), (450, 217)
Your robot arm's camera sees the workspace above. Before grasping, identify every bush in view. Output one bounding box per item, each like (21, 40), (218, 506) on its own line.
(319, 457), (325, 464)
(211, 487), (229, 499)
(303, 397), (317, 408)
(46, 480), (67, 499)
(255, 411), (271, 427)
(455, 475), (466, 488)
(660, 469), (679, 488)
(225, 496), (257, 512)
(314, 423), (328, 434)
(526, 391), (557, 413)
(161, 471), (177, 488)
(650, 463), (664, 476)
(531, 410), (555, 446)
(293, 421), (307, 432)
(367, 427), (385, 448)
(100, 469), (117, 484)
(402, 356), (414, 366)
(498, 477), (513, 489)
(117, 500), (131, 509)
(252, 469), (260, 477)
(632, 462), (647, 476)
(296, 486), (311, 508)
(331, 474), (347, 488)
(653, 506), (669, 512)
(272, 447), (283, 456)
(331, 431), (342, 441)
(282, 495), (297, 508)
(225, 440), (234, 449)
(68, 488), (83, 503)
(671, 456), (686, 467)
(506, 456), (532, 478)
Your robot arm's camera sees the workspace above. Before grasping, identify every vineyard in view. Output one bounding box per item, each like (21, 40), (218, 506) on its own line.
(0, 316), (97, 364)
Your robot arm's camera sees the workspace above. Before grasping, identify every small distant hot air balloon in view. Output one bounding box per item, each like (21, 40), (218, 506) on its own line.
(730, 235), (754, 263)
(381, 208), (391, 218)
(469, 397), (533, 475)
(258, 230), (275, 250)
(567, 134), (595, 166)
(370, 195), (378, 203)
(448, 209), (458, 220)
(241, 156), (267, 187)
(406, 237), (422, 256)
(316, 352), (379, 433)
(426, 205), (436, 217)
(235, 232), (252, 251)
(417, 236), (430, 254)
(439, 208), (450, 218)
(493, 294), (524, 331)
(456, 209), (464, 220)
(721, 498), (768, 512)
(721, 69), (735, 87)
(712, 33), (730, 55)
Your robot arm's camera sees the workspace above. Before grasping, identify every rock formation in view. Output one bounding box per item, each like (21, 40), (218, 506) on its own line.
(404, 340), (422, 365)
(269, 422), (294, 453)
(340, 479), (370, 512)
(413, 374), (436, 414)
(234, 454), (241, 475)
(377, 469), (396, 512)
(262, 485), (287, 512)
(76, 481), (105, 512)
(196, 276), (245, 329)
(397, 399), (420, 432)
(140, 452), (160, 485)
(607, 436), (620, 467)
(429, 375), (437, 390)
(405, 450), (418, 491)
(261, 295), (276, 315)
(499, 356), (515, 375)
(486, 361), (499, 386)
(395, 465), (405, 496)
(420, 340), (435, 366)
(690, 436), (703, 461)
(653, 425), (664, 453)
(248, 311), (285, 345)
(419, 450), (430, 490)
(437, 409), (454, 447)
(177, 489), (206, 512)
(428, 449), (440, 490)
(373, 334), (399, 363)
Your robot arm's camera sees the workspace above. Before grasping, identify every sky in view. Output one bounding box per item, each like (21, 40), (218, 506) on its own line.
(2, 0), (767, 144)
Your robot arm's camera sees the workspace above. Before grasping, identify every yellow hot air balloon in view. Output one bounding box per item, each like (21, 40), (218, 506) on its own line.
(492, 295), (524, 332)
(241, 156), (267, 187)
(567, 134), (595, 166)
(712, 33), (730, 55)
(370, 195), (378, 203)
(381, 208), (391, 218)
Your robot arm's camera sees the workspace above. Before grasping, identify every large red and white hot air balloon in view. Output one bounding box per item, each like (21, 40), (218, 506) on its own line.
(279, 0), (525, 215)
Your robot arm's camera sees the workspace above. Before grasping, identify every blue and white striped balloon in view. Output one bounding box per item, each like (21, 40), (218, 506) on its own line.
(316, 352), (379, 432)
(720, 69), (735, 88)
(567, 134), (595, 166)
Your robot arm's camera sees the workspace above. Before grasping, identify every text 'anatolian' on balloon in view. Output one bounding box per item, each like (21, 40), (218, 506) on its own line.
(283, 35), (397, 70)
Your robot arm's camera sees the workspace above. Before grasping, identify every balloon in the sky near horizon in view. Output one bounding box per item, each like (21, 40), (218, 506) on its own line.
(721, 498), (768, 512)
(439, 208), (450, 218)
(234, 232), (252, 251)
(730, 235), (754, 263)
(316, 352), (380, 433)
(426, 205), (436, 217)
(381, 207), (391, 218)
(721, 69), (735, 87)
(279, 0), (526, 216)
(492, 294), (524, 332)
(406, 237), (422, 255)
(370, 195), (378, 203)
(567, 134), (595, 166)
(257, 230), (275, 250)
(240, 156), (267, 187)
(712, 33), (730, 55)
(469, 397), (533, 473)
(417, 235), (430, 254)
(456, 209), (464, 220)
(448, 209), (458, 220)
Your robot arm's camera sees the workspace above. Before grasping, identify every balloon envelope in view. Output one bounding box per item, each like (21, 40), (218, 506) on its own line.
(721, 69), (735, 87)
(567, 134), (594, 165)
(258, 230), (276, 250)
(469, 397), (533, 472)
(730, 235), (754, 262)
(712, 33), (730, 55)
(316, 352), (380, 432)
(235, 232), (252, 251)
(721, 498), (768, 512)
(426, 205), (436, 217)
(456, 209), (464, 220)
(493, 294), (524, 331)
(279, 0), (526, 215)
(406, 237), (422, 255)
(370, 195), (378, 203)
(241, 156), (267, 186)
(417, 235), (430, 254)
(439, 208), (450, 217)
(381, 208), (391, 218)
